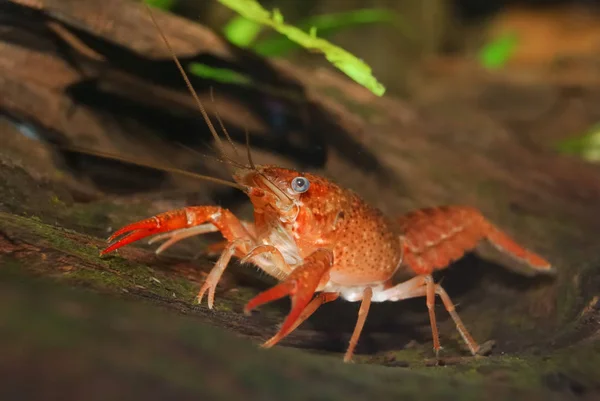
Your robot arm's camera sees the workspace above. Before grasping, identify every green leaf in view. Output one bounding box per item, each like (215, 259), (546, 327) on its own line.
(143, 0), (176, 11)
(217, 0), (385, 96)
(188, 63), (253, 86)
(478, 32), (519, 70)
(556, 123), (600, 162)
(253, 9), (400, 57)
(223, 16), (264, 47)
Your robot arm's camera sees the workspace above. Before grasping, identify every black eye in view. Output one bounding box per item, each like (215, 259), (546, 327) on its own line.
(291, 176), (310, 193)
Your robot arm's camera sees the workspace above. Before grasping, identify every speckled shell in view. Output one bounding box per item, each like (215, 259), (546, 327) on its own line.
(246, 168), (551, 290)
(251, 166), (404, 287)
(397, 206), (487, 275)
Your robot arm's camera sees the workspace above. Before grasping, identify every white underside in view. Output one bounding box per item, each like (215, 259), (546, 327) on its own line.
(321, 282), (389, 302)
(323, 274), (430, 303)
(249, 222), (304, 279)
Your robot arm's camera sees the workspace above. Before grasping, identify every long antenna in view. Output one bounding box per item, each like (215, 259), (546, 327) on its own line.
(244, 126), (256, 170)
(209, 86), (240, 158)
(174, 142), (247, 170)
(143, 3), (280, 202)
(63, 145), (247, 191)
(144, 4), (229, 162)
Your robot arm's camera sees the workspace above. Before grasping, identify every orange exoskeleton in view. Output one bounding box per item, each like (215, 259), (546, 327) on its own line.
(100, 5), (554, 362)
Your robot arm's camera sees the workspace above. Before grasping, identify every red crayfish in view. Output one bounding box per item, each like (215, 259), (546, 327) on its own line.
(101, 6), (554, 362)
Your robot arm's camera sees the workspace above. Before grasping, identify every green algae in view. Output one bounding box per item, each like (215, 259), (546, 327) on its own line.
(3, 266), (588, 401)
(0, 212), (198, 302)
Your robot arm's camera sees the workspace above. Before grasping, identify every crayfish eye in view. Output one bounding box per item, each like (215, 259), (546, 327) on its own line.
(291, 176), (310, 193)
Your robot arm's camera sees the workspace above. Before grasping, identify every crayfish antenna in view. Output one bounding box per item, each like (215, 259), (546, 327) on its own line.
(209, 86), (241, 159)
(143, 4), (242, 175)
(61, 146), (246, 191)
(244, 125), (256, 171)
(174, 142), (248, 170)
(146, 3), (300, 206)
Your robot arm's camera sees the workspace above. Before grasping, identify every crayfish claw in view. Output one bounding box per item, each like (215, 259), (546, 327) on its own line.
(245, 249), (333, 349)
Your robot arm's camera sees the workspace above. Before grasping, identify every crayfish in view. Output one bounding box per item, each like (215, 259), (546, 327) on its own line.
(100, 5), (554, 363)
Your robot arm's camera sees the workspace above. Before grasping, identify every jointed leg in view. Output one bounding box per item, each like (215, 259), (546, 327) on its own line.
(434, 284), (480, 355)
(380, 274), (480, 358)
(148, 223), (219, 255)
(197, 238), (252, 308)
(240, 245), (294, 278)
(344, 287), (373, 363)
(424, 276), (441, 358)
(202, 240), (230, 257)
